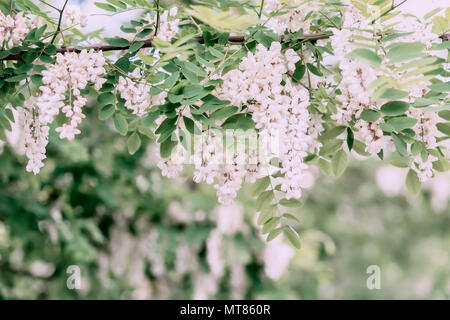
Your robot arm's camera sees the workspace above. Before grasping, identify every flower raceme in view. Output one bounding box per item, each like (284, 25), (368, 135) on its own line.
(22, 50), (106, 174)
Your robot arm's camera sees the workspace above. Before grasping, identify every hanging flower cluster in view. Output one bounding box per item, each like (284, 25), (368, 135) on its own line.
(117, 68), (167, 117)
(0, 11), (38, 48)
(21, 50), (106, 174)
(328, 1), (447, 183)
(264, 0), (312, 35)
(218, 42), (321, 200)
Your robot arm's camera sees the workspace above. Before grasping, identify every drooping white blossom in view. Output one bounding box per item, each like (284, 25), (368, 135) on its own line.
(18, 97), (49, 175)
(0, 12), (39, 48)
(264, 0), (312, 35)
(38, 50), (106, 141)
(117, 68), (167, 117)
(65, 5), (88, 28)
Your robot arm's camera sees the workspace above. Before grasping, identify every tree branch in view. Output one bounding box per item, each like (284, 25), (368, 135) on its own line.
(0, 32), (448, 61)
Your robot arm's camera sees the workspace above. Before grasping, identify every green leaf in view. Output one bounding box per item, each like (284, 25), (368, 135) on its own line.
(0, 117), (12, 131)
(257, 205), (277, 225)
(107, 0), (127, 9)
(198, 95), (230, 113)
(282, 213), (300, 222)
(97, 92), (114, 104)
(438, 110), (450, 121)
(142, 111), (159, 127)
(5, 74), (27, 82)
(380, 88), (409, 100)
(266, 227), (283, 242)
(319, 125), (346, 140)
(262, 217), (281, 234)
(347, 48), (381, 66)
(99, 104), (115, 120)
(105, 37), (129, 47)
(183, 116), (199, 135)
(163, 71), (180, 89)
(318, 158), (332, 175)
(155, 116), (177, 135)
(180, 66), (198, 83)
(424, 7), (442, 20)
(251, 176), (270, 197)
(429, 82), (450, 92)
(347, 127), (354, 151)
(127, 132), (141, 155)
(411, 141), (423, 155)
(331, 149), (348, 178)
(129, 41), (144, 52)
(183, 61), (206, 78)
(433, 16), (449, 34)
(30, 74), (43, 86)
(380, 101), (409, 116)
(292, 62), (306, 82)
(405, 169), (421, 195)
(136, 28), (152, 38)
(319, 139), (343, 156)
(137, 52), (154, 65)
(160, 137), (177, 158)
(208, 107), (238, 122)
(186, 5), (259, 32)
(352, 139), (371, 157)
(360, 109), (381, 122)
(306, 63), (323, 76)
(283, 226), (301, 248)
(392, 133), (407, 155)
(436, 123), (450, 135)
(94, 2), (117, 12)
(279, 198), (303, 208)
(256, 190), (274, 212)
(433, 157), (450, 172)
(113, 114), (128, 136)
(386, 42), (425, 63)
(15, 63), (33, 74)
(137, 126), (156, 140)
(386, 117), (418, 131)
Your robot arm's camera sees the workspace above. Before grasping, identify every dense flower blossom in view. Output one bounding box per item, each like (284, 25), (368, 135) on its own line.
(65, 5), (88, 28)
(355, 118), (393, 155)
(412, 154), (438, 182)
(330, 3), (392, 155)
(0, 11), (39, 48)
(141, 7), (179, 42)
(156, 144), (185, 178)
(264, 0), (312, 35)
(38, 50), (106, 140)
(18, 97), (49, 175)
(17, 50), (106, 174)
(117, 68), (167, 117)
(407, 108), (440, 149)
(218, 42), (321, 200)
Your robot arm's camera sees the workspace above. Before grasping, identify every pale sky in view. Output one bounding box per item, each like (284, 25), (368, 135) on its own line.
(48, 0), (449, 36)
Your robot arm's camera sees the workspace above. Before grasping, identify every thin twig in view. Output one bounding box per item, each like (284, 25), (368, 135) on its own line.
(50, 0), (68, 44)
(39, 0), (61, 12)
(154, 0), (160, 37)
(258, 0), (265, 19)
(1, 32), (449, 61)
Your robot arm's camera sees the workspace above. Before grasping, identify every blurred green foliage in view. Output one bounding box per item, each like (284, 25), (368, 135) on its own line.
(0, 102), (449, 299)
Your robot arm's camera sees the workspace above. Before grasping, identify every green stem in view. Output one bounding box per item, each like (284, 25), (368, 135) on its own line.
(258, 0), (265, 19)
(50, 0), (68, 44)
(154, 0), (160, 36)
(39, 0), (61, 12)
(371, 0), (407, 24)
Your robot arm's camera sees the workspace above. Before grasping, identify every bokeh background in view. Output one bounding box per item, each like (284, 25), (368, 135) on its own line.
(0, 0), (449, 299)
